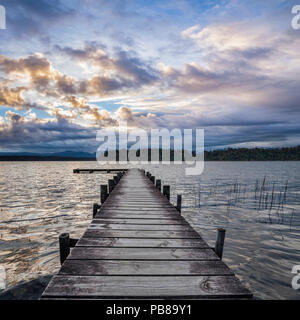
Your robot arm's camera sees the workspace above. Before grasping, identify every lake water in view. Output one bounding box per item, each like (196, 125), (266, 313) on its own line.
(0, 161), (300, 299)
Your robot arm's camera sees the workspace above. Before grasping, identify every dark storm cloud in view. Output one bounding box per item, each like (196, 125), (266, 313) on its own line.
(0, 114), (98, 152)
(1, 0), (75, 37)
(56, 44), (159, 86)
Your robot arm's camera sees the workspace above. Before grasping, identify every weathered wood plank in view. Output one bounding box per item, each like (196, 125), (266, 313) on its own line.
(91, 218), (188, 225)
(99, 207), (179, 213)
(68, 247), (218, 260)
(82, 229), (201, 239)
(42, 168), (252, 300)
(59, 260), (233, 276)
(97, 214), (183, 220)
(88, 223), (193, 231)
(76, 237), (209, 248)
(42, 275), (252, 299)
(105, 205), (176, 209)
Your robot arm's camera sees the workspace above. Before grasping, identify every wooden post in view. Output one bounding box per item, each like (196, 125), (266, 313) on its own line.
(93, 203), (100, 218)
(150, 175), (155, 184)
(163, 185), (170, 201)
(114, 175), (119, 185)
(108, 179), (115, 193)
(117, 172), (122, 180)
(176, 195), (182, 213)
(101, 185), (108, 204)
(156, 179), (161, 191)
(59, 233), (70, 265)
(215, 228), (226, 259)
(69, 238), (78, 247)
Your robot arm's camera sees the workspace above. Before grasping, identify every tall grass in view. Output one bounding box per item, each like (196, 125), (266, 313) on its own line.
(192, 176), (295, 225)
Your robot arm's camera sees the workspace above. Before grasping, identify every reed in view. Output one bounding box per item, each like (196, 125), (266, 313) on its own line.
(192, 176), (294, 226)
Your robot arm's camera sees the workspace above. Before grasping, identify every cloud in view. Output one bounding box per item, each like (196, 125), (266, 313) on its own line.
(5, 110), (25, 123)
(1, 2), (300, 151)
(2, 0), (75, 37)
(56, 44), (159, 87)
(0, 112), (98, 152)
(0, 85), (28, 109)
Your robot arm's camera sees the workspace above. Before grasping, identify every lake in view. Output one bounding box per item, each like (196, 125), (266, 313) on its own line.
(0, 161), (300, 299)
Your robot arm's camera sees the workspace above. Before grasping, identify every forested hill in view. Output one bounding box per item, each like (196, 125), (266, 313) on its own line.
(204, 146), (300, 161)
(0, 146), (300, 161)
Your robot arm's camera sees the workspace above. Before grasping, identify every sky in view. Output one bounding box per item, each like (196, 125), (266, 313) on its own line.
(0, 0), (300, 153)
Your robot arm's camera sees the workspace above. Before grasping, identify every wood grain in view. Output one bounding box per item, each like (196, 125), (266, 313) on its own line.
(42, 168), (252, 300)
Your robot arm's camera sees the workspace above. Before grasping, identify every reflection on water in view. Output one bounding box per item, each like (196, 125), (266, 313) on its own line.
(0, 161), (115, 295)
(144, 161), (300, 300)
(0, 161), (300, 299)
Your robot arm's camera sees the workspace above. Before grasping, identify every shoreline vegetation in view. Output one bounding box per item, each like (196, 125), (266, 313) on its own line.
(0, 146), (300, 161)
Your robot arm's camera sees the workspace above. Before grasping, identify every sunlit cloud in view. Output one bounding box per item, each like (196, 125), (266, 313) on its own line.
(0, 0), (299, 152)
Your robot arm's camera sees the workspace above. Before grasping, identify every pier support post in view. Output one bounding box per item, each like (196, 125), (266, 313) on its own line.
(176, 195), (182, 213)
(163, 185), (170, 201)
(101, 185), (108, 204)
(150, 175), (155, 184)
(59, 233), (70, 265)
(215, 228), (226, 259)
(93, 203), (100, 218)
(113, 175), (119, 185)
(156, 179), (161, 191)
(108, 179), (115, 193)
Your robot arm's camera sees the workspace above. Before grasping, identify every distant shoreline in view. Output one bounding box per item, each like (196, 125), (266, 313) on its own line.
(1, 146), (300, 161)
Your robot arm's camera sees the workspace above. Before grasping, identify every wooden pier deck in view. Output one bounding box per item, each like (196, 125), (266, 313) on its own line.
(42, 169), (252, 299)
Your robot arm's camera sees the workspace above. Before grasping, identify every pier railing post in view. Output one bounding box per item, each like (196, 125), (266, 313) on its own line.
(93, 203), (100, 218)
(101, 185), (108, 204)
(215, 228), (226, 259)
(176, 195), (182, 213)
(163, 185), (170, 201)
(108, 179), (115, 193)
(156, 179), (161, 191)
(150, 175), (155, 184)
(113, 175), (118, 185)
(59, 233), (70, 265)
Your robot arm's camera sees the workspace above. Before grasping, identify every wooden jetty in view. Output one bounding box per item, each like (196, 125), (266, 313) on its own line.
(73, 168), (128, 174)
(42, 169), (252, 299)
